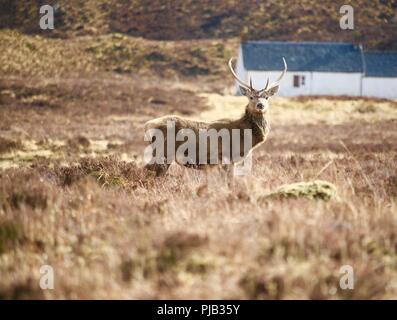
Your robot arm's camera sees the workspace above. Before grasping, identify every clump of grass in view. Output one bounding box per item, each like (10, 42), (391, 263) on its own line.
(0, 137), (22, 154)
(185, 255), (213, 274)
(239, 270), (285, 299)
(0, 79), (65, 111)
(356, 104), (376, 113)
(91, 170), (126, 187)
(20, 94), (60, 108)
(263, 180), (337, 201)
(0, 278), (44, 300)
(0, 220), (25, 254)
(0, 171), (48, 210)
(55, 156), (152, 189)
(120, 231), (209, 282)
(66, 136), (91, 150)
(385, 175), (397, 198)
(155, 231), (208, 273)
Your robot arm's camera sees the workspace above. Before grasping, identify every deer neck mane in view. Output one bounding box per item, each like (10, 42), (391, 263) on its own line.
(241, 107), (270, 145)
(243, 107), (267, 130)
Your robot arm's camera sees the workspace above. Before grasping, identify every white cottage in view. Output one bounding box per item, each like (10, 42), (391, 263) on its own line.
(235, 41), (397, 99)
(362, 52), (397, 99)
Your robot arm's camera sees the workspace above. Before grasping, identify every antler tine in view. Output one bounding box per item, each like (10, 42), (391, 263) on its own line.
(264, 78), (269, 91)
(228, 58), (251, 90)
(269, 57), (287, 88)
(274, 57), (287, 83)
(249, 77), (253, 90)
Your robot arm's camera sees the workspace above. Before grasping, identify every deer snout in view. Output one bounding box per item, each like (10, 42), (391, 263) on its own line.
(256, 103), (264, 110)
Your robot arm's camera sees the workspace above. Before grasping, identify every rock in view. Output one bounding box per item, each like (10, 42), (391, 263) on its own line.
(262, 180), (337, 201)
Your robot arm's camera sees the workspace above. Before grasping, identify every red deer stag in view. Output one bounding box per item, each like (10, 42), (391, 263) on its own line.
(144, 57), (287, 176)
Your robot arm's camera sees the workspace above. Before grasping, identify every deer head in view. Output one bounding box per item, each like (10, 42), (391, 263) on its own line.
(229, 57), (287, 114)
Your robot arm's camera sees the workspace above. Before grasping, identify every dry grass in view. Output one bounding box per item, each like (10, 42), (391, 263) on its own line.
(1, 28), (397, 299)
(1, 73), (397, 299)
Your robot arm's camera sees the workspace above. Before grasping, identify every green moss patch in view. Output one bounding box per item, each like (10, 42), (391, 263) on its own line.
(264, 180), (337, 201)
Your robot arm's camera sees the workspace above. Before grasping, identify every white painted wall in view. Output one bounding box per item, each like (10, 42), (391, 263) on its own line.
(362, 77), (397, 99)
(234, 50), (396, 99)
(311, 72), (361, 96)
(248, 71), (312, 96)
(239, 70), (362, 97)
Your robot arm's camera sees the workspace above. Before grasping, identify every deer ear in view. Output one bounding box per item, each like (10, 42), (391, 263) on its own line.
(266, 85), (279, 96)
(239, 86), (250, 97)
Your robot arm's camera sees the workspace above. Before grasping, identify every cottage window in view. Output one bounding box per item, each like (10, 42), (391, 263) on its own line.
(293, 75), (300, 87)
(293, 75), (305, 87)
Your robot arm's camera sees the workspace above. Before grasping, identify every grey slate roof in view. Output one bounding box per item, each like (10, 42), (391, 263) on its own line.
(242, 41), (364, 73)
(364, 52), (397, 77)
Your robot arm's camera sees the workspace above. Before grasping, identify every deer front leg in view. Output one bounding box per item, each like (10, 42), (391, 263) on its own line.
(144, 136), (171, 176)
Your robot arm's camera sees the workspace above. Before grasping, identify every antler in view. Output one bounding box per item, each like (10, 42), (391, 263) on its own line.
(263, 78), (269, 91)
(229, 57), (287, 93)
(228, 58), (252, 91)
(261, 57), (287, 93)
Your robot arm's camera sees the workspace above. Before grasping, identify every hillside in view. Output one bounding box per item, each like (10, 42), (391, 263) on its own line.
(1, 0), (396, 50)
(0, 29), (239, 83)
